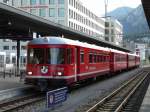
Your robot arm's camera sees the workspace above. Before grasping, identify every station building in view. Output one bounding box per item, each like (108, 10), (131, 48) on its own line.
(105, 18), (123, 46)
(2, 0), (105, 40)
(0, 0), (124, 68)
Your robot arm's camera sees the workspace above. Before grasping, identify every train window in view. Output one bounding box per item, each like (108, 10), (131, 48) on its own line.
(28, 48), (45, 64)
(89, 53), (93, 63)
(94, 53), (97, 63)
(80, 51), (84, 63)
(66, 48), (72, 64)
(46, 48), (65, 64)
(97, 55), (99, 62)
(99, 55), (102, 62)
(103, 56), (106, 62)
(102, 56), (104, 62)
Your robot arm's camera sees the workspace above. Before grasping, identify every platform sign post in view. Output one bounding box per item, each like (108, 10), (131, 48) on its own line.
(46, 87), (68, 108)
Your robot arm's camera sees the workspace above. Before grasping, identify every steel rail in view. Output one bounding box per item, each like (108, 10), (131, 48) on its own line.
(114, 72), (149, 112)
(86, 70), (148, 112)
(0, 93), (45, 112)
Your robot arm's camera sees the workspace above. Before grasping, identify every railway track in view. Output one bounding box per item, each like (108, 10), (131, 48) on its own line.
(0, 93), (45, 112)
(86, 69), (150, 112)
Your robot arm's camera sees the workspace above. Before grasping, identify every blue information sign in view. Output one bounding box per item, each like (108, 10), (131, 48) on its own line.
(46, 87), (68, 108)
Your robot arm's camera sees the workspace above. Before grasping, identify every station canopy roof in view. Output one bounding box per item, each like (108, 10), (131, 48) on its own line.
(0, 2), (130, 52)
(142, 0), (150, 28)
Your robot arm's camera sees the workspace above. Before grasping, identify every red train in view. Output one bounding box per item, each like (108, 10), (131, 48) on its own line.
(25, 37), (140, 90)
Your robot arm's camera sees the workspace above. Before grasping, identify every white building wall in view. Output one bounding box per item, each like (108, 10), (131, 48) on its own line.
(10, 0), (105, 40)
(105, 18), (123, 46)
(0, 0), (105, 64)
(135, 43), (146, 60)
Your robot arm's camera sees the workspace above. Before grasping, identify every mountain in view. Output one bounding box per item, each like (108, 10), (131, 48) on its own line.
(108, 7), (133, 20)
(108, 5), (149, 38)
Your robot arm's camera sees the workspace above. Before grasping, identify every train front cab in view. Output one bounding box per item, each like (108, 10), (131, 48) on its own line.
(26, 44), (77, 88)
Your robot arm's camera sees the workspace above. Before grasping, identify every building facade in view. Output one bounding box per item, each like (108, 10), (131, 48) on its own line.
(3, 0), (105, 40)
(135, 43), (146, 60)
(0, 39), (27, 67)
(105, 18), (123, 46)
(0, 0), (107, 67)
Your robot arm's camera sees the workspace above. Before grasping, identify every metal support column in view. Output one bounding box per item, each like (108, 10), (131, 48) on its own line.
(17, 40), (20, 76)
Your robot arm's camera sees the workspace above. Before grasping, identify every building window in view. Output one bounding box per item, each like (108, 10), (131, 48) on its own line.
(6, 56), (10, 64)
(30, 0), (36, 5)
(12, 46), (16, 50)
(21, 46), (26, 50)
(58, 0), (64, 4)
(21, 0), (28, 5)
(49, 8), (55, 17)
(58, 8), (64, 17)
(30, 9), (36, 15)
(3, 46), (9, 50)
(105, 29), (109, 34)
(111, 29), (114, 34)
(105, 22), (109, 27)
(39, 0), (46, 5)
(49, 0), (54, 4)
(39, 8), (46, 17)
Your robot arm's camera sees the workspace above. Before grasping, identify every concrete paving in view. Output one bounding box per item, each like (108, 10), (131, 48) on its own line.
(139, 84), (150, 112)
(0, 76), (27, 91)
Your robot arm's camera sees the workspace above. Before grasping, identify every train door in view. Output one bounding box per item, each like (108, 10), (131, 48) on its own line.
(110, 52), (113, 73)
(74, 47), (80, 82)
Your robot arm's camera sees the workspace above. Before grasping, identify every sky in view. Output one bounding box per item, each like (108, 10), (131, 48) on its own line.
(81, 0), (141, 16)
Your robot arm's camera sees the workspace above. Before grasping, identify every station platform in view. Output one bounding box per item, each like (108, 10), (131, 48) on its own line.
(0, 76), (27, 91)
(139, 83), (150, 112)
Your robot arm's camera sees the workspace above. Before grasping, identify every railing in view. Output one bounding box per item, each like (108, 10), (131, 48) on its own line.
(0, 63), (26, 79)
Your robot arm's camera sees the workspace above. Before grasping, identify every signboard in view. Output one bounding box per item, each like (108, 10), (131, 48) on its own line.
(46, 87), (68, 108)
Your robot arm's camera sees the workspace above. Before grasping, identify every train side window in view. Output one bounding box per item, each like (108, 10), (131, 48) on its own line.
(66, 48), (72, 64)
(80, 50), (84, 63)
(103, 56), (105, 62)
(89, 52), (93, 63)
(99, 55), (102, 62)
(94, 53), (97, 63)
(104, 56), (106, 62)
(97, 54), (99, 62)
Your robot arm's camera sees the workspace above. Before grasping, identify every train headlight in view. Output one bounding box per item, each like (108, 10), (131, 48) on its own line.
(28, 72), (32, 75)
(57, 72), (62, 76)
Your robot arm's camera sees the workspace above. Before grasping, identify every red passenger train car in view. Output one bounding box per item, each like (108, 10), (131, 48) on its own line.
(110, 50), (127, 73)
(135, 55), (140, 67)
(127, 53), (136, 69)
(25, 37), (140, 90)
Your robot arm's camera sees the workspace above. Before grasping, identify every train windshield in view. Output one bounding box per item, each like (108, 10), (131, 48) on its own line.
(28, 48), (44, 64)
(46, 48), (65, 64)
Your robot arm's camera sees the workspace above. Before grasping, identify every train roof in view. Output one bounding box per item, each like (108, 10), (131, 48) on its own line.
(28, 36), (131, 54)
(110, 48), (126, 54)
(127, 53), (139, 57)
(28, 36), (110, 51)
